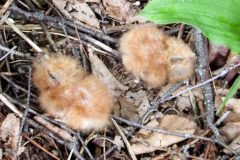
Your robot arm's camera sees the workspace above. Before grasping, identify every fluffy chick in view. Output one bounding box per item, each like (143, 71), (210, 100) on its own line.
(32, 54), (113, 131)
(119, 24), (169, 88)
(119, 24), (196, 88)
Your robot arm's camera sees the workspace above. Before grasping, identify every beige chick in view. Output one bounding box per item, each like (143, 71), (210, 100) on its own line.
(165, 35), (196, 84)
(119, 24), (196, 88)
(119, 24), (169, 88)
(32, 54), (113, 131)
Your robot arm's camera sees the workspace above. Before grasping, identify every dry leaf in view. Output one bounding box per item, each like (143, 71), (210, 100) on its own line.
(113, 135), (124, 147)
(118, 90), (151, 121)
(176, 96), (191, 113)
(131, 115), (197, 154)
(227, 52), (240, 65)
(102, 0), (136, 21)
(117, 96), (139, 122)
(222, 112), (240, 123)
(215, 88), (229, 97)
(108, 150), (131, 160)
(0, 114), (25, 155)
(138, 95), (151, 117)
(208, 42), (229, 67)
(224, 135), (240, 154)
(52, 0), (100, 28)
(89, 52), (128, 97)
(220, 122), (240, 142)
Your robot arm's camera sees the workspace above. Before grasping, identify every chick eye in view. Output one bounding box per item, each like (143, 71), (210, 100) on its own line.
(47, 71), (59, 84)
(170, 56), (183, 63)
(49, 73), (57, 80)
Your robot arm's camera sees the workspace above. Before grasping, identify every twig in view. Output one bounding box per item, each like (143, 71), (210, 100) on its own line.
(0, 73), (36, 97)
(152, 80), (188, 108)
(0, 0), (14, 16)
(33, 116), (75, 141)
(8, 5), (120, 58)
(0, 44), (30, 57)
(4, 18), (43, 52)
(112, 115), (237, 155)
(192, 28), (219, 138)
(155, 63), (239, 106)
(26, 119), (84, 160)
(67, 149), (74, 160)
(60, 23), (78, 57)
(96, 145), (118, 160)
(9, 5), (118, 44)
(177, 23), (185, 39)
(76, 133), (95, 160)
(0, 46), (16, 61)
(165, 25), (192, 35)
(15, 67), (32, 158)
(111, 118), (137, 160)
(22, 133), (60, 160)
(23, 0), (57, 51)
(139, 63), (239, 127)
(0, 93), (23, 117)
(215, 111), (231, 126)
(0, 94), (83, 159)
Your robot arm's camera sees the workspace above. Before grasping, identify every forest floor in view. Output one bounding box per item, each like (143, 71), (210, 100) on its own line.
(0, 0), (240, 159)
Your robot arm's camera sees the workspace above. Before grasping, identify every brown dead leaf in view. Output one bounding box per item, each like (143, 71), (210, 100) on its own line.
(131, 115), (197, 154)
(223, 112), (240, 123)
(115, 90), (150, 122)
(102, 0), (137, 22)
(89, 52), (128, 97)
(0, 114), (25, 155)
(208, 42), (229, 67)
(224, 135), (240, 154)
(227, 52), (240, 65)
(108, 150), (131, 160)
(138, 95), (151, 117)
(113, 135), (124, 147)
(117, 96), (139, 122)
(220, 122), (240, 142)
(215, 88), (229, 97)
(176, 96), (191, 113)
(52, 0), (100, 28)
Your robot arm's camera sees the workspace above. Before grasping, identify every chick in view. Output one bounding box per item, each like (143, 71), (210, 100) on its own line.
(119, 24), (196, 88)
(119, 24), (169, 88)
(32, 54), (113, 131)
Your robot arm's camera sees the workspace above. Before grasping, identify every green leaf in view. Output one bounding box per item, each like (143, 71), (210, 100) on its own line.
(140, 0), (240, 53)
(216, 76), (240, 115)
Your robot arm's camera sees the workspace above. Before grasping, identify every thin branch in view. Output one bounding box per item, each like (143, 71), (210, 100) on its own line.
(112, 115), (237, 155)
(192, 29), (219, 138)
(16, 67), (32, 158)
(9, 5), (118, 44)
(0, 44), (30, 57)
(22, 133), (60, 160)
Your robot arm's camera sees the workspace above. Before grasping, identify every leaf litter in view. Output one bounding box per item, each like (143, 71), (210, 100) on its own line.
(0, 0), (239, 159)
